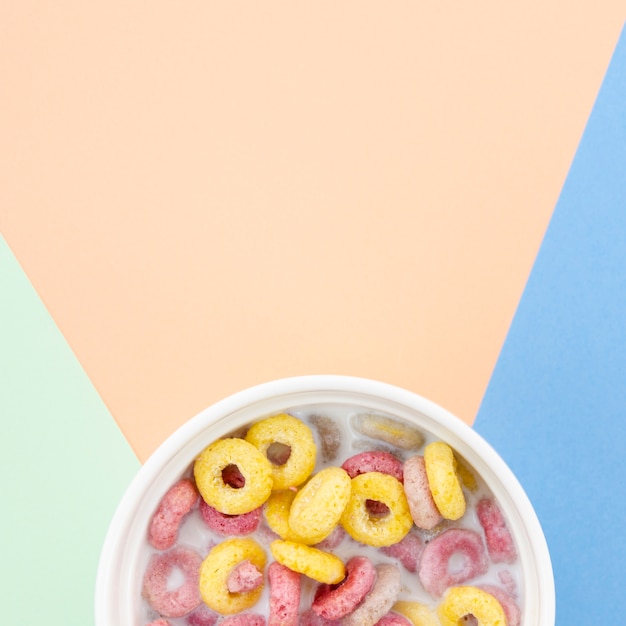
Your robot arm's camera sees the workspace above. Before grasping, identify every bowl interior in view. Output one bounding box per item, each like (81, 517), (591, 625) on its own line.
(95, 376), (554, 625)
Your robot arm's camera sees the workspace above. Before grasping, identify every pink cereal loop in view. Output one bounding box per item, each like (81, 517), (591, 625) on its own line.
(417, 528), (488, 597)
(142, 546), (202, 618)
(199, 498), (262, 536)
(402, 455), (442, 530)
(341, 451), (404, 482)
(268, 561), (301, 626)
(380, 532), (423, 573)
(312, 556), (376, 620)
(477, 498), (517, 564)
(148, 479), (199, 550)
(342, 563), (402, 626)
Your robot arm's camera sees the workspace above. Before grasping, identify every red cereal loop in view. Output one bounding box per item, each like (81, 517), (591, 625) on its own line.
(142, 546), (202, 618)
(477, 497), (517, 564)
(148, 479), (199, 550)
(185, 605), (218, 626)
(312, 556), (376, 620)
(268, 561), (301, 626)
(342, 564), (402, 626)
(375, 613), (413, 626)
(341, 451), (404, 482)
(199, 499), (262, 536)
(417, 528), (488, 597)
(380, 531), (423, 573)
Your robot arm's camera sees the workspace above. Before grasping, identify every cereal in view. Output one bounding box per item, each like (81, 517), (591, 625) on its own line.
(380, 530), (423, 573)
(311, 555), (376, 620)
(375, 613), (413, 626)
(148, 479), (199, 550)
(436, 586), (507, 626)
(185, 605), (218, 626)
(423, 441), (466, 521)
(418, 528), (489, 597)
(194, 438), (273, 515)
(141, 408), (523, 626)
(267, 561), (301, 626)
(227, 560), (264, 593)
(288, 467), (351, 543)
(477, 498), (517, 564)
(480, 585), (521, 626)
(392, 601), (440, 626)
(245, 413), (317, 489)
(341, 450), (404, 482)
(403, 455), (443, 530)
(198, 538), (266, 615)
(342, 563), (402, 626)
(199, 499), (262, 536)
(309, 414), (341, 462)
(340, 471), (413, 547)
(270, 540), (345, 585)
(351, 413), (424, 449)
(142, 546), (202, 618)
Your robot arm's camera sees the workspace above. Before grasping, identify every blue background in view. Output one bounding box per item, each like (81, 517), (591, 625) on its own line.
(475, 23), (626, 626)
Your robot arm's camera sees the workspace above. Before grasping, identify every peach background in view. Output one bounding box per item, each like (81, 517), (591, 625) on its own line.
(2, 1), (624, 461)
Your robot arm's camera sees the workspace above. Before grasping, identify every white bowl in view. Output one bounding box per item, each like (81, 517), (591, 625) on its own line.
(95, 375), (555, 625)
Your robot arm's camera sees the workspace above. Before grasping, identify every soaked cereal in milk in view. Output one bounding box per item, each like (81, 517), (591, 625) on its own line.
(140, 404), (522, 626)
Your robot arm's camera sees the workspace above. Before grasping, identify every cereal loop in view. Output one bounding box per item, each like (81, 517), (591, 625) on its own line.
(194, 438), (273, 515)
(392, 601), (440, 626)
(437, 586), (507, 626)
(340, 472), (413, 547)
(289, 467), (351, 543)
(418, 528), (488, 597)
(264, 489), (325, 545)
(312, 556), (376, 620)
(342, 563), (402, 626)
(268, 561), (301, 626)
(270, 540), (345, 585)
(423, 441), (466, 521)
(142, 546), (202, 618)
(245, 413), (317, 489)
(148, 479), (199, 550)
(351, 414), (424, 450)
(199, 538), (266, 615)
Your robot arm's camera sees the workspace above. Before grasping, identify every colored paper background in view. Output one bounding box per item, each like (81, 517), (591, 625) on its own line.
(2, 3), (626, 625)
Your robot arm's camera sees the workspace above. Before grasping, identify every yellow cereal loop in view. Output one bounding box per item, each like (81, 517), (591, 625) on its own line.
(340, 471), (413, 547)
(456, 457), (478, 492)
(351, 413), (424, 449)
(264, 490), (327, 545)
(393, 601), (441, 626)
(194, 438), (272, 515)
(437, 586), (507, 626)
(424, 441), (466, 521)
(245, 413), (317, 489)
(199, 538), (266, 615)
(289, 467), (351, 543)
(270, 539), (345, 584)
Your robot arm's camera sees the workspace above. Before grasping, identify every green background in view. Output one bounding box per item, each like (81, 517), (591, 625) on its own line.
(0, 236), (140, 624)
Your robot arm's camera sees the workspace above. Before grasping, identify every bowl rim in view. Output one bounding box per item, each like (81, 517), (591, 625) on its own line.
(95, 374), (555, 625)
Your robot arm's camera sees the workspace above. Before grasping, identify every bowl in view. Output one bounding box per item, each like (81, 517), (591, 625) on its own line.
(95, 375), (554, 625)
